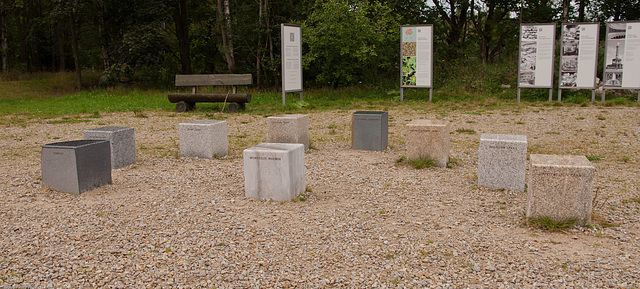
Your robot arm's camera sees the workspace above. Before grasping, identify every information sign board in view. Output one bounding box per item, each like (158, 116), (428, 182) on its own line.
(603, 21), (640, 89)
(281, 24), (303, 92)
(558, 23), (599, 89)
(400, 25), (433, 88)
(518, 23), (556, 88)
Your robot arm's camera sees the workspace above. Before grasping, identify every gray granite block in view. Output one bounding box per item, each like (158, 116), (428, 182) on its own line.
(527, 154), (595, 225)
(84, 126), (136, 169)
(478, 134), (527, 191)
(41, 140), (112, 194)
(179, 120), (228, 159)
(352, 111), (388, 151)
(267, 114), (310, 150)
(406, 119), (450, 167)
(243, 143), (305, 202)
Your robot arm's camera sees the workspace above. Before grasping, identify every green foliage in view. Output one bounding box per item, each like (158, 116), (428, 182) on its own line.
(622, 198), (640, 204)
(303, 0), (400, 87)
(455, 128), (476, 134)
(586, 155), (601, 162)
(0, 87), (171, 118)
(526, 216), (577, 231)
(396, 155), (437, 170)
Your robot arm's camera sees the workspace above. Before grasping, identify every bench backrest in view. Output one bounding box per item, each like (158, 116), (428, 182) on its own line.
(175, 74), (252, 86)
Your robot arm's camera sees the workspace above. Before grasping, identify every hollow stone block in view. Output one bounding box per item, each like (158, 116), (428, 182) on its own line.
(41, 140), (112, 194)
(267, 114), (310, 150)
(352, 111), (388, 151)
(84, 126), (136, 169)
(406, 119), (450, 167)
(179, 120), (228, 159)
(478, 134), (527, 191)
(243, 143), (305, 202)
(527, 154), (595, 225)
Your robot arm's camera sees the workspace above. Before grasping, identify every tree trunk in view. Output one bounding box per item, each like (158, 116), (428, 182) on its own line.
(432, 0), (470, 59)
(13, 4), (31, 72)
(56, 21), (65, 71)
(256, 0), (263, 87)
(578, 0), (585, 22)
(173, 0), (192, 74)
(1, 8), (7, 73)
(562, 0), (570, 22)
(69, 13), (82, 89)
(94, 0), (110, 71)
(216, 0), (235, 71)
(267, 0), (275, 84)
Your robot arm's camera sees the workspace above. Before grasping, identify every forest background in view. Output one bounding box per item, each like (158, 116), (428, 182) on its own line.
(0, 0), (638, 98)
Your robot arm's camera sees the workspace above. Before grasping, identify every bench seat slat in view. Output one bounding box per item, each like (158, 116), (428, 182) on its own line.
(168, 93), (251, 103)
(175, 74), (252, 86)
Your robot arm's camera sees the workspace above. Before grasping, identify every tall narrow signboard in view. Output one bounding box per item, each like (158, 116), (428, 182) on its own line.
(558, 23), (600, 102)
(602, 21), (640, 102)
(400, 25), (433, 101)
(517, 23), (556, 102)
(281, 24), (303, 105)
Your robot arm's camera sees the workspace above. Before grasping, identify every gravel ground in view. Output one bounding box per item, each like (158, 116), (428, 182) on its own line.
(1, 105), (639, 288)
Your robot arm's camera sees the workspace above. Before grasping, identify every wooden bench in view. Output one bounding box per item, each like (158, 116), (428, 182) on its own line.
(168, 74), (252, 112)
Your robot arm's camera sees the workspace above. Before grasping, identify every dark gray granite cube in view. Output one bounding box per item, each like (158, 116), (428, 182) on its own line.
(478, 134), (527, 191)
(41, 140), (112, 194)
(527, 154), (595, 225)
(352, 111), (388, 151)
(84, 126), (136, 169)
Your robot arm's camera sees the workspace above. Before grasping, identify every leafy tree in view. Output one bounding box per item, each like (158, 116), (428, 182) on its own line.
(470, 0), (518, 64)
(588, 0), (640, 21)
(520, 0), (558, 23)
(431, 0), (471, 59)
(173, 0), (191, 74)
(303, 0), (399, 87)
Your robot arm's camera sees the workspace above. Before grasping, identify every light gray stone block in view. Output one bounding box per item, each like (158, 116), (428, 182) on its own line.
(352, 111), (388, 151)
(84, 126), (136, 169)
(243, 143), (305, 202)
(41, 140), (112, 194)
(478, 134), (527, 191)
(179, 120), (228, 159)
(527, 154), (595, 225)
(267, 114), (310, 150)
(406, 119), (450, 167)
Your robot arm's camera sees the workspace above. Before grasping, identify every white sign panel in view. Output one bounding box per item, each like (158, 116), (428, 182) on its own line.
(518, 24), (556, 88)
(559, 23), (599, 88)
(281, 24), (302, 92)
(604, 22), (640, 89)
(401, 25), (433, 88)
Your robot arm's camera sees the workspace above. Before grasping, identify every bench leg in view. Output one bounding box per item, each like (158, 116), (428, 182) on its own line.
(176, 101), (196, 112)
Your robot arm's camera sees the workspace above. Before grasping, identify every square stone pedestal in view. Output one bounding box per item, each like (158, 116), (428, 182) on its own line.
(406, 119), (450, 167)
(179, 120), (228, 159)
(243, 143), (305, 201)
(267, 114), (309, 149)
(527, 154), (595, 225)
(352, 111), (388, 151)
(84, 126), (136, 169)
(41, 140), (112, 194)
(478, 134), (527, 191)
